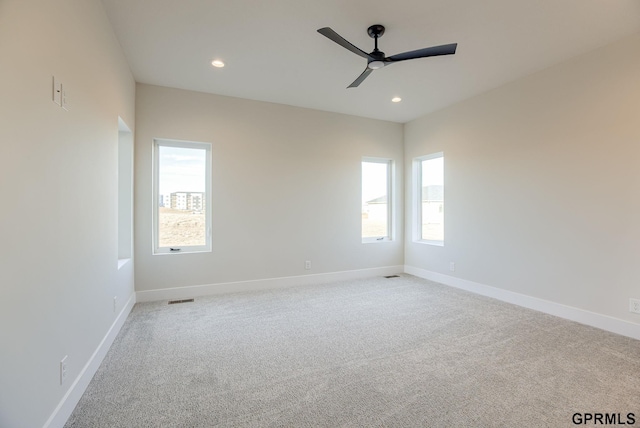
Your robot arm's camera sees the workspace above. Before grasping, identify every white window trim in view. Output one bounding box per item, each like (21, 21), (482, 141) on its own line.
(153, 138), (212, 255)
(362, 157), (393, 243)
(414, 152), (444, 246)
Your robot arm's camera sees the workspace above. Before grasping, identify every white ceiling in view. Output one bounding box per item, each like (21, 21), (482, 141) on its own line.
(101, 0), (640, 123)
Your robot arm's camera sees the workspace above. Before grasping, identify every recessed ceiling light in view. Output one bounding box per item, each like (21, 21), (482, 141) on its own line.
(211, 60), (225, 68)
(391, 97), (402, 103)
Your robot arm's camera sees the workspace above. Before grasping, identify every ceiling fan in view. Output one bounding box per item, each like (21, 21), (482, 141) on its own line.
(317, 24), (457, 88)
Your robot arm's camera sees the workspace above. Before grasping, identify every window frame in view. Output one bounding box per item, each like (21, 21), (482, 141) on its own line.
(361, 157), (393, 243)
(152, 138), (212, 255)
(414, 152), (444, 246)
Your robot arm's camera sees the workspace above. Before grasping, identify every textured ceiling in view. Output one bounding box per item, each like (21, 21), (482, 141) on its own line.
(101, 0), (640, 123)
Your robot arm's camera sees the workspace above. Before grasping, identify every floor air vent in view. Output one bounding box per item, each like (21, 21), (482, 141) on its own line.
(384, 275), (400, 278)
(168, 298), (194, 305)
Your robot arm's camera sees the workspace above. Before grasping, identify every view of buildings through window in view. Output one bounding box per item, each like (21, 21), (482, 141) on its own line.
(361, 159), (391, 240)
(155, 140), (210, 251)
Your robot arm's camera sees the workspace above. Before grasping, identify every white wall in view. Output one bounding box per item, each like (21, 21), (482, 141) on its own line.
(0, 1), (135, 427)
(135, 84), (403, 294)
(405, 33), (640, 325)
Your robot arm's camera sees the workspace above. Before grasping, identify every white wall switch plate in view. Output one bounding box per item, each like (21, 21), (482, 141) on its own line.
(61, 85), (69, 111)
(60, 355), (68, 385)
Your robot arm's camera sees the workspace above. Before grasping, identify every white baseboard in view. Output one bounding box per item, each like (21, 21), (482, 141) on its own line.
(404, 265), (640, 341)
(43, 292), (136, 428)
(136, 265), (405, 302)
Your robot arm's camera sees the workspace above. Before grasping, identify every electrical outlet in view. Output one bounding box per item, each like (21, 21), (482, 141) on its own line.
(629, 298), (640, 314)
(113, 296), (117, 313)
(305, 260), (311, 270)
(449, 262), (455, 272)
(60, 356), (68, 385)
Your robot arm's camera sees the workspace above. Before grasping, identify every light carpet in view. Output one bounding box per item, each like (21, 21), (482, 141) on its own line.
(65, 274), (640, 427)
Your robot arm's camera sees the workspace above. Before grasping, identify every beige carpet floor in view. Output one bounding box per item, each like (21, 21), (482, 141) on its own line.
(65, 274), (640, 427)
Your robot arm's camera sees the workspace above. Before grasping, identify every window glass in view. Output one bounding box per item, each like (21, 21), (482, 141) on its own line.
(154, 139), (211, 254)
(418, 154), (444, 243)
(362, 159), (391, 241)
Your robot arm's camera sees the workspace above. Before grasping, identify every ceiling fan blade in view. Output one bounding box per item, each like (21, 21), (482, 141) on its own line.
(318, 27), (373, 60)
(386, 43), (457, 63)
(347, 68), (373, 88)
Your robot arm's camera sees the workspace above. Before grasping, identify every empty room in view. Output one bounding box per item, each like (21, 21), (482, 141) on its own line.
(1, 0), (640, 427)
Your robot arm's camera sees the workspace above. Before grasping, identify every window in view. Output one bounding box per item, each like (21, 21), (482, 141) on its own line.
(415, 153), (444, 245)
(153, 139), (212, 254)
(362, 158), (392, 242)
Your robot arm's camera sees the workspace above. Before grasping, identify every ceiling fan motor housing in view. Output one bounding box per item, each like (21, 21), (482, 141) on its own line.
(367, 25), (386, 68)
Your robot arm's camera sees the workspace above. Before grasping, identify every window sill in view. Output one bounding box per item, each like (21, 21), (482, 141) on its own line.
(414, 240), (444, 247)
(153, 248), (212, 255)
(117, 258), (131, 270)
